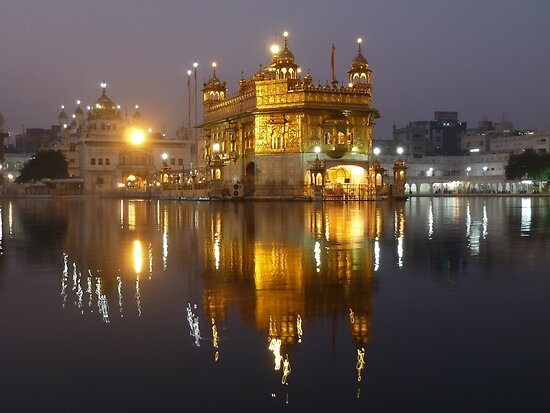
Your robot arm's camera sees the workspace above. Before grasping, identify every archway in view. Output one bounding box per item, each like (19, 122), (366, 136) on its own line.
(325, 165), (368, 199)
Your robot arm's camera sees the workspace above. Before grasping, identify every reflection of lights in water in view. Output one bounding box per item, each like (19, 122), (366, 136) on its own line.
(521, 198), (532, 236)
(297, 314), (303, 343)
(356, 347), (366, 382)
(135, 278), (142, 317)
(163, 207), (168, 270)
(9, 202), (13, 237)
(148, 243), (153, 279)
(133, 240), (144, 316)
(87, 271), (93, 308)
(397, 236), (404, 268)
(76, 271), (83, 312)
(268, 338), (282, 370)
(157, 200), (161, 230)
(324, 214), (330, 241)
(187, 303), (201, 346)
(212, 318), (220, 361)
(466, 203), (471, 237)
(482, 203), (488, 239)
(72, 263), (78, 292)
(133, 240), (143, 274)
(281, 354), (291, 385)
(349, 308), (355, 324)
(194, 208), (199, 230)
(374, 238), (380, 272)
(0, 206), (3, 255)
(120, 200), (124, 228)
(61, 253), (68, 308)
(117, 275), (123, 317)
(428, 202), (434, 239)
(128, 202), (136, 231)
(314, 241), (321, 272)
(95, 277), (110, 323)
(214, 235), (220, 270)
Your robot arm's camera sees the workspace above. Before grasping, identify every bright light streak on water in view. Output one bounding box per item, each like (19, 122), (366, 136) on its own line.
(356, 348), (366, 382)
(521, 198), (532, 236)
(87, 271), (93, 308)
(120, 200), (124, 228)
(128, 202), (136, 231)
(281, 355), (291, 384)
(268, 338), (282, 371)
(117, 276), (123, 317)
(0, 206), (3, 255)
(374, 238), (380, 272)
(8, 202), (13, 237)
(297, 314), (303, 343)
(466, 203), (471, 237)
(148, 243), (153, 279)
(135, 278), (142, 317)
(61, 253), (68, 308)
(187, 303), (201, 346)
(483, 203), (488, 239)
(314, 241), (321, 272)
(428, 202), (434, 239)
(214, 236), (220, 270)
(397, 237), (403, 268)
(163, 207), (168, 270)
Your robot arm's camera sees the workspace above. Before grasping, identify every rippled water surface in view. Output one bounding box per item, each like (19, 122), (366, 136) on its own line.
(1, 197), (550, 412)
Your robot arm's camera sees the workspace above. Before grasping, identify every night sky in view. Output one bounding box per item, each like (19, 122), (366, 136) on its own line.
(1, 0), (549, 139)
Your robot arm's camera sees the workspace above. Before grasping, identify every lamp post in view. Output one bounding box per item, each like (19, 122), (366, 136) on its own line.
(193, 62), (199, 167)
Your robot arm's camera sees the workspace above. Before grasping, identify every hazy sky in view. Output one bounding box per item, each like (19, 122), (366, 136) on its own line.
(1, 0), (549, 138)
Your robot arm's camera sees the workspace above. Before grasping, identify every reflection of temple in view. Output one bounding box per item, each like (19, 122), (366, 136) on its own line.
(200, 202), (381, 349)
(200, 33), (399, 200)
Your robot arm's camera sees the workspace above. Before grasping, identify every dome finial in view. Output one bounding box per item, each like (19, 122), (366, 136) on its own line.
(357, 38), (363, 54)
(283, 31), (289, 48)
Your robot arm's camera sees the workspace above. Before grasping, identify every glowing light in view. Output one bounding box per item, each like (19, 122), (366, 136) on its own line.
(133, 240), (143, 274)
(297, 315), (303, 343)
(357, 37), (363, 44)
(374, 238), (380, 271)
(428, 202), (434, 239)
(297, 67), (302, 74)
(135, 104), (139, 109)
(76, 100), (81, 105)
(212, 143), (220, 152)
(187, 69), (192, 76)
(270, 44), (280, 55)
(117, 105), (121, 109)
(396, 146), (404, 155)
(521, 198), (532, 236)
(100, 81), (107, 89)
(314, 241), (321, 270)
(129, 129), (145, 145)
(61, 105), (65, 109)
(193, 62), (198, 68)
(211, 61), (217, 68)
(373, 147), (381, 156)
(283, 31), (288, 38)
(162, 153), (168, 161)
(117, 275), (123, 317)
(466, 167), (472, 172)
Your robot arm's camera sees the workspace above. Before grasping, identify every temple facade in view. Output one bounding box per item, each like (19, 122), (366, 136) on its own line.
(55, 82), (192, 194)
(200, 34), (401, 200)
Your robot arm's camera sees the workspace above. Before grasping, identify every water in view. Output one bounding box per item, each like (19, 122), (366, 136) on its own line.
(1, 197), (550, 412)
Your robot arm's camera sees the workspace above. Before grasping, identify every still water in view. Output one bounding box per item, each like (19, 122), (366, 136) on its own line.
(1, 197), (550, 412)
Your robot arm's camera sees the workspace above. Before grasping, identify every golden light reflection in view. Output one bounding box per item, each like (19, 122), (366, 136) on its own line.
(61, 252), (68, 308)
(163, 207), (168, 270)
(133, 240), (143, 275)
(356, 347), (366, 382)
(296, 314), (303, 343)
(281, 354), (291, 385)
(120, 200), (124, 228)
(268, 338), (283, 371)
(128, 202), (136, 231)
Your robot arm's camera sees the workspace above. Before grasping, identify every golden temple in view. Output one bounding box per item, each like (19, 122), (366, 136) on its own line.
(200, 33), (406, 200)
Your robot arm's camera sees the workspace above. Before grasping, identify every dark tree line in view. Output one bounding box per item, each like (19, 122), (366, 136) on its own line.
(505, 150), (550, 180)
(15, 150), (69, 183)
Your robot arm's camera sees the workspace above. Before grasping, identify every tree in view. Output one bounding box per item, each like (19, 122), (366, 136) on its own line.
(15, 150), (69, 183)
(505, 149), (550, 180)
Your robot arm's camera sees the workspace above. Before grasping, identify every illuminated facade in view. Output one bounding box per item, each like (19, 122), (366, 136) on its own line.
(56, 82), (192, 193)
(200, 34), (383, 199)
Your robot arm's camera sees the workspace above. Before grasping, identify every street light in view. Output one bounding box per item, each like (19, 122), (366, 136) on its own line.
(373, 147), (381, 156)
(396, 147), (404, 156)
(314, 146), (321, 154)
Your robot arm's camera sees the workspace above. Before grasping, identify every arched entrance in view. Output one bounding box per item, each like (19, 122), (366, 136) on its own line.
(324, 165), (369, 200)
